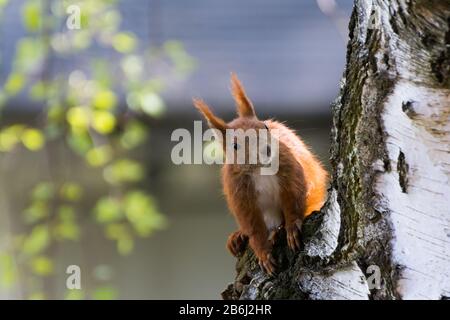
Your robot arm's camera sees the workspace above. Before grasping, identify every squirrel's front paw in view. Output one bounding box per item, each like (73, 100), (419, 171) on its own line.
(258, 252), (276, 275)
(285, 220), (302, 251)
(268, 225), (283, 246)
(226, 231), (248, 257)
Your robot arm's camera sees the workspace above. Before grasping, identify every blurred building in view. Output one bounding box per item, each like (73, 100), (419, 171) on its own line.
(1, 0), (352, 115)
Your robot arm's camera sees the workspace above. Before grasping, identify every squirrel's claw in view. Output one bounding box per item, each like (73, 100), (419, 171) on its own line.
(268, 225), (283, 246)
(227, 231), (248, 257)
(286, 223), (301, 251)
(258, 252), (276, 275)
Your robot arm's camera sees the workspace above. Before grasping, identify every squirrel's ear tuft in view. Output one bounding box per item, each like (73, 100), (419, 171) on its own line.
(193, 98), (228, 133)
(230, 72), (256, 118)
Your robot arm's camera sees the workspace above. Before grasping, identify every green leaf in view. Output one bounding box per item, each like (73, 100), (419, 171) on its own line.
(53, 205), (80, 241)
(164, 40), (196, 74)
(21, 128), (45, 151)
(120, 120), (148, 149)
(91, 59), (111, 87)
(45, 123), (62, 140)
(124, 191), (167, 236)
(31, 182), (54, 201)
(30, 256), (53, 276)
(72, 30), (92, 50)
(67, 106), (90, 133)
(15, 37), (46, 72)
(103, 159), (144, 184)
(58, 205), (75, 220)
(112, 32), (137, 53)
(22, 225), (50, 255)
(0, 125), (23, 151)
(53, 221), (80, 241)
(24, 201), (49, 224)
(79, 8), (89, 29)
(21, 0), (41, 32)
(67, 132), (92, 155)
(47, 104), (64, 122)
(163, 40), (184, 54)
(85, 145), (113, 167)
(28, 292), (46, 300)
(104, 223), (128, 240)
(92, 110), (116, 134)
(60, 183), (83, 201)
(0, 0), (10, 9)
(92, 90), (117, 110)
(117, 236), (133, 255)
(4, 73), (25, 95)
(94, 197), (122, 223)
(92, 286), (118, 300)
(100, 10), (121, 32)
(0, 253), (18, 289)
(65, 290), (85, 300)
(30, 81), (46, 101)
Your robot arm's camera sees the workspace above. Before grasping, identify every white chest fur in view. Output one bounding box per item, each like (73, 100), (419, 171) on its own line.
(252, 173), (283, 231)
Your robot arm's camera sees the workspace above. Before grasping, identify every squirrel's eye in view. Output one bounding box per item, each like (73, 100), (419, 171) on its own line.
(233, 142), (239, 150)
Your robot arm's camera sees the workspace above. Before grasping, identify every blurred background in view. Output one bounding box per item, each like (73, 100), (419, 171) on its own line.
(0, 0), (353, 299)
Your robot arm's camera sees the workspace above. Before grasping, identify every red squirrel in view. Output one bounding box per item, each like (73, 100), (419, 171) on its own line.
(193, 74), (328, 274)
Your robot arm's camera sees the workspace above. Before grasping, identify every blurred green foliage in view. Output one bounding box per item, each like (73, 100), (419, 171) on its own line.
(0, 0), (194, 299)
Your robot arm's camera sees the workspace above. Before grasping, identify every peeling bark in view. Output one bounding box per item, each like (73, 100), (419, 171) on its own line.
(222, 0), (450, 300)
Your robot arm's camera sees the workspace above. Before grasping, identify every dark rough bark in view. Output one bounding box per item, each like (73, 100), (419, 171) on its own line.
(223, 0), (450, 300)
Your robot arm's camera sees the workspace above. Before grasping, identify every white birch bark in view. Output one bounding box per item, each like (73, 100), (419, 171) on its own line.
(223, 0), (450, 300)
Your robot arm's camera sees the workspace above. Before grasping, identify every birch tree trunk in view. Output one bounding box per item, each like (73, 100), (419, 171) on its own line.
(222, 0), (450, 300)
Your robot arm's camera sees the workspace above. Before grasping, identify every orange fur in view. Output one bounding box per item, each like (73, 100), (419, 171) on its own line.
(230, 72), (256, 118)
(194, 74), (328, 273)
(265, 120), (328, 216)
